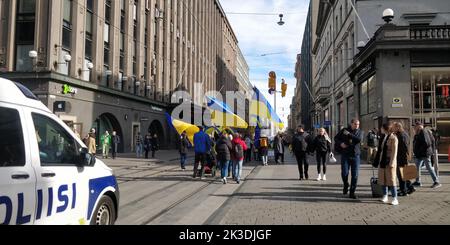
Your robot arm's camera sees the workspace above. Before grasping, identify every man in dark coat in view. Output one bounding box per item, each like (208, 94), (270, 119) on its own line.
(291, 125), (313, 180)
(179, 131), (189, 170)
(413, 122), (441, 189)
(274, 133), (285, 164)
(334, 119), (364, 199)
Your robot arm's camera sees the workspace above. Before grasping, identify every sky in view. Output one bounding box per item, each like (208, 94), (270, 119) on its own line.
(220, 0), (310, 129)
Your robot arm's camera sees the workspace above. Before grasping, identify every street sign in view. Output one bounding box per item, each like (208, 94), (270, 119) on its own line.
(324, 121), (332, 126)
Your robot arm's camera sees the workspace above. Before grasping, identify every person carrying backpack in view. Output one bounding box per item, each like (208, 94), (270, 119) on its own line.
(232, 133), (248, 184)
(292, 124), (313, 180)
(259, 135), (269, 166)
(366, 128), (380, 165)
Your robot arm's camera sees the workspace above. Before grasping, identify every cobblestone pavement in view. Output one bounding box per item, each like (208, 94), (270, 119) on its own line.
(102, 150), (449, 225)
(207, 153), (450, 225)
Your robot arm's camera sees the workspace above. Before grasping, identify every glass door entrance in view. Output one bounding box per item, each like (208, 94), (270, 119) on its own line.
(412, 67), (450, 155)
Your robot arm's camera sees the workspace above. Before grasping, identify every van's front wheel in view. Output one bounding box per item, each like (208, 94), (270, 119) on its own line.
(90, 195), (116, 225)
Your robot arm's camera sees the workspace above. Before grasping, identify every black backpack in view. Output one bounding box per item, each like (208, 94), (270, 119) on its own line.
(334, 131), (344, 154)
(367, 131), (378, 147)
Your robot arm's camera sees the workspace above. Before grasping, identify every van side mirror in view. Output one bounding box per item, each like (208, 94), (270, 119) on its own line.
(78, 147), (95, 167)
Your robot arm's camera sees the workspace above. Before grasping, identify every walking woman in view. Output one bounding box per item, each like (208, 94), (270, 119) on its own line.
(375, 123), (399, 206)
(313, 128), (331, 181)
(393, 122), (412, 196)
(216, 133), (232, 184)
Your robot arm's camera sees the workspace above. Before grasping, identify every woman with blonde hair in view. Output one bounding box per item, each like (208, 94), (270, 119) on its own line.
(312, 128), (331, 181)
(374, 122), (399, 205)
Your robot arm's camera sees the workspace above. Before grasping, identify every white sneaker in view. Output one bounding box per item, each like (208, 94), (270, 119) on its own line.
(223, 177), (227, 184)
(316, 174), (322, 181)
(391, 198), (399, 206)
(380, 196), (388, 203)
(322, 175), (327, 181)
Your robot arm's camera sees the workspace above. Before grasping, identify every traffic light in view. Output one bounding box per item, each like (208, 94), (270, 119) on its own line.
(281, 81), (287, 97)
(268, 71), (277, 90)
(268, 77), (276, 90)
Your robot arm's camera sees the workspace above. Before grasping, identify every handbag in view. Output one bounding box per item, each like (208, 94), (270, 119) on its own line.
(401, 163), (417, 181)
(329, 153), (337, 164)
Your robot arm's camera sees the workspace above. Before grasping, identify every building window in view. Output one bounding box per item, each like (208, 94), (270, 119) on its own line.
(104, 0), (111, 68)
(62, 0), (72, 50)
(347, 96), (355, 123)
(15, 0), (36, 71)
(359, 75), (377, 116)
(412, 68), (450, 111)
(85, 0), (93, 60)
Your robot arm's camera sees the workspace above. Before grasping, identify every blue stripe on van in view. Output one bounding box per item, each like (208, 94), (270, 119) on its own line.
(87, 176), (117, 220)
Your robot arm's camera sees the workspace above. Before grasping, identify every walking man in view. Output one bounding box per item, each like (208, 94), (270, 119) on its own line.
(179, 131), (189, 170)
(100, 131), (111, 159)
(292, 125), (312, 180)
(334, 119), (364, 199)
(412, 122), (441, 189)
(193, 127), (211, 179)
(135, 132), (143, 158)
(274, 132), (285, 164)
(111, 131), (120, 159)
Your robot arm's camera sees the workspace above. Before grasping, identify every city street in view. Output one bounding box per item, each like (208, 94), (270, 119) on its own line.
(104, 151), (450, 225)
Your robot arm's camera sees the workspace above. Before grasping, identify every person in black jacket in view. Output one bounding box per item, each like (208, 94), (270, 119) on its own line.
(215, 134), (232, 184)
(392, 122), (414, 196)
(179, 131), (189, 170)
(274, 133), (285, 164)
(151, 134), (159, 158)
(292, 124), (313, 180)
(334, 119), (364, 199)
(313, 128), (331, 181)
(413, 122), (441, 188)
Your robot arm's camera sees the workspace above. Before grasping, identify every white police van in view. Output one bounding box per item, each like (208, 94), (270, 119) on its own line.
(0, 78), (119, 225)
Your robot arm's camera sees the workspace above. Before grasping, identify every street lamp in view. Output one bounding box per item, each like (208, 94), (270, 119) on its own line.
(29, 50), (38, 59)
(54, 54), (72, 69)
(277, 14), (285, 26)
(382, 8), (394, 24)
(78, 62), (93, 76)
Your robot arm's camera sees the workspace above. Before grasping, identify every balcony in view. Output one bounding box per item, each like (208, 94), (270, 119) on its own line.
(315, 86), (331, 105)
(410, 25), (450, 40)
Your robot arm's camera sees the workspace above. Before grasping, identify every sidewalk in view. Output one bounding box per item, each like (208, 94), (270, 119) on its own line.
(208, 153), (450, 225)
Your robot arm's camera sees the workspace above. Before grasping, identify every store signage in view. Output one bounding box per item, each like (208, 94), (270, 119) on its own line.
(356, 61), (374, 81)
(54, 101), (66, 113)
(392, 97), (403, 108)
(62, 84), (78, 95)
(151, 106), (163, 112)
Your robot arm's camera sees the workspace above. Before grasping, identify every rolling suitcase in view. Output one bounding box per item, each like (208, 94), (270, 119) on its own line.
(371, 168), (384, 198)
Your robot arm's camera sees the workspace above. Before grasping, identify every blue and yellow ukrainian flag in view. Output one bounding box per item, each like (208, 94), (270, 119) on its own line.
(165, 113), (199, 145)
(206, 96), (248, 129)
(250, 87), (284, 130)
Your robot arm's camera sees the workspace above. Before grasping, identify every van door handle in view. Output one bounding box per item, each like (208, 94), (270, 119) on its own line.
(11, 173), (30, 180)
(41, 171), (56, 178)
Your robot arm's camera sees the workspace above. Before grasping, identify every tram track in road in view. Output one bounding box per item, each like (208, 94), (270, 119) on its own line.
(140, 163), (261, 225)
(115, 165), (181, 184)
(139, 179), (217, 225)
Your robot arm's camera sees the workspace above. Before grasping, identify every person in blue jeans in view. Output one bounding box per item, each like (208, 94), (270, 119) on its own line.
(334, 119), (364, 199)
(193, 127), (211, 179)
(413, 122), (441, 189)
(215, 134), (232, 184)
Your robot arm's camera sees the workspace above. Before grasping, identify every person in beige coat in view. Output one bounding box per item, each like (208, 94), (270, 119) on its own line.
(376, 123), (399, 206)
